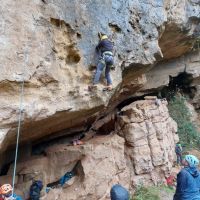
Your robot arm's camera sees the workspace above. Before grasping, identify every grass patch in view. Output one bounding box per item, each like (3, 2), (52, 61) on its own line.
(161, 185), (175, 193)
(132, 185), (160, 200)
(132, 185), (175, 200)
(168, 95), (200, 148)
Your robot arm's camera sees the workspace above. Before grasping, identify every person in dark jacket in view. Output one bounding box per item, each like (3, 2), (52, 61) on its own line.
(89, 33), (114, 91)
(175, 143), (183, 165)
(174, 154), (200, 200)
(110, 184), (129, 200)
(29, 180), (43, 200)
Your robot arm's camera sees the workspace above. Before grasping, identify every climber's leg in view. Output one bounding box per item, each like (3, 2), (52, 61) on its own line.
(105, 65), (112, 90)
(93, 59), (105, 85)
(88, 59), (105, 91)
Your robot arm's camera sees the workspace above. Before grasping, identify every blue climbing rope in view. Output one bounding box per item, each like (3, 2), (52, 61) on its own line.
(11, 48), (27, 198)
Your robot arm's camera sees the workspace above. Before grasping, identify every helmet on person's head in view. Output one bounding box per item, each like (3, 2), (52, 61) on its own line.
(110, 184), (129, 200)
(101, 34), (108, 40)
(185, 155), (199, 167)
(98, 32), (108, 40)
(0, 184), (12, 195)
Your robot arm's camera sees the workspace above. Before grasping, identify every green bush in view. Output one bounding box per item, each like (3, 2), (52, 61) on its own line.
(132, 185), (160, 200)
(132, 185), (175, 200)
(168, 95), (200, 147)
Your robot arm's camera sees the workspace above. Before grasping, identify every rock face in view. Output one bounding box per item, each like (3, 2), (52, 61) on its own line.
(0, 0), (199, 199)
(0, 0), (199, 150)
(0, 0), (165, 149)
(117, 99), (178, 186)
(1, 100), (178, 199)
(4, 135), (129, 200)
(160, 0), (200, 60)
(142, 50), (200, 92)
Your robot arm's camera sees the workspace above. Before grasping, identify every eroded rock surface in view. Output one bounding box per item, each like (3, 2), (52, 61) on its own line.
(142, 50), (200, 92)
(160, 0), (200, 59)
(117, 99), (178, 185)
(0, 0), (199, 149)
(0, 0), (199, 199)
(0, 0), (165, 149)
(4, 135), (129, 200)
(0, 100), (178, 199)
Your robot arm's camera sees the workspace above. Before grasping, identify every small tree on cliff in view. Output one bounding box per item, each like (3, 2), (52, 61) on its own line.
(168, 95), (200, 148)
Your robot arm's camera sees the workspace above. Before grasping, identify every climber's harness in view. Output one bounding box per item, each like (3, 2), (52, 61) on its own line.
(99, 51), (114, 67)
(102, 51), (113, 57)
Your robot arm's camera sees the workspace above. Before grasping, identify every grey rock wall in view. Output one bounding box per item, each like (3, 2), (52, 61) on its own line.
(0, 0), (199, 173)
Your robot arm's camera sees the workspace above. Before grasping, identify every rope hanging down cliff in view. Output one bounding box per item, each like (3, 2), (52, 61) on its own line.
(11, 46), (27, 198)
(11, 12), (40, 197)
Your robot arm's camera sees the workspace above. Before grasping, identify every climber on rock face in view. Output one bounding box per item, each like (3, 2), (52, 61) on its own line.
(29, 180), (43, 200)
(89, 32), (114, 91)
(173, 155), (200, 200)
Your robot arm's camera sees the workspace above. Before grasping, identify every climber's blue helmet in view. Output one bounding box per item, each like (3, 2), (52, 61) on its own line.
(185, 155), (199, 167)
(176, 143), (181, 147)
(110, 184), (129, 200)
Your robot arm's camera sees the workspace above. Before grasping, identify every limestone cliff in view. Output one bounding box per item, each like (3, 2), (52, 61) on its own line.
(0, 0), (199, 149)
(0, 0), (199, 199)
(1, 100), (178, 200)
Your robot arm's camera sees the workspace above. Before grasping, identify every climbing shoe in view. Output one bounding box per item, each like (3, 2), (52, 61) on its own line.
(88, 85), (97, 92)
(103, 85), (113, 92)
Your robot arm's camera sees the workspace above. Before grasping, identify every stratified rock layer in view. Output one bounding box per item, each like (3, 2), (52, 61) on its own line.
(142, 50), (200, 92)
(0, 0), (199, 198)
(0, 0), (199, 149)
(117, 99), (178, 185)
(1, 100), (178, 199)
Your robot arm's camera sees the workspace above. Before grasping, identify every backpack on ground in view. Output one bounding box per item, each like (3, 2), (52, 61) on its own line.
(30, 180), (43, 200)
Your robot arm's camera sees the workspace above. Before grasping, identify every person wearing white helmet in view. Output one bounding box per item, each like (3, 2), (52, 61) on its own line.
(0, 184), (22, 200)
(174, 155), (200, 200)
